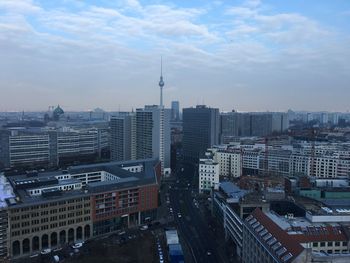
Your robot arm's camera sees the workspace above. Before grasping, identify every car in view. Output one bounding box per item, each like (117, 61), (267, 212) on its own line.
(53, 255), (60, 262)
(118, 231), (126, 236)
(140, 225), (148, 231)
(207, 251), (212, 256)
(72, 242), (84, 249)
(40, 248), (52, 255)
(177, 213), (182, 218)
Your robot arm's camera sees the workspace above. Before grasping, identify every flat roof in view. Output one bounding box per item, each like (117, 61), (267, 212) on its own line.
(5, 159), (159, 208)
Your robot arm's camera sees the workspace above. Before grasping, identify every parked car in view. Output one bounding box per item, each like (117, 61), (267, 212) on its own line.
(40, 248), (52, 255)
(72, 242), (84, 249)
(140, 225), (148, 231)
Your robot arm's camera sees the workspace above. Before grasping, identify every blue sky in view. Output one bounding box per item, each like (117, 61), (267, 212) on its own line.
(0, 0), (349, 112)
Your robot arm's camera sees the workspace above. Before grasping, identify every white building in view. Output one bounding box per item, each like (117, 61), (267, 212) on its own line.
(206, 142), (350, 179)
(211, 149), (241, 178)
(199, 157), (219, 193)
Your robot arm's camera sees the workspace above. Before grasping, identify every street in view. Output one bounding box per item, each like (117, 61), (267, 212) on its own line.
(165, 162), (230, 263)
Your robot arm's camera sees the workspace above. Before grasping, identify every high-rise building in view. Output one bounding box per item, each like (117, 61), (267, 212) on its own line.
(182, 105), (220, 162)
(110, 113), (136, 161)
(136, 106), (171, 175)
(171, 101), (180, 121)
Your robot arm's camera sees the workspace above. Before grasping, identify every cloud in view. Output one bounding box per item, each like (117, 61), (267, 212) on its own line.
(225, 7), (257, 18)
(0, 0), (42, 14)
(0, 0), (349, 111)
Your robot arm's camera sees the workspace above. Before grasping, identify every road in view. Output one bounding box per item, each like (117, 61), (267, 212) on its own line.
(166, 162), (228, 263)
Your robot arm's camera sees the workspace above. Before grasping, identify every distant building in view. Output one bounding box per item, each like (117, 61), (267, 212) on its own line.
(110, 113), (136, 161)
(0, 127), (109, 169)
(171, 101), (180, 121)
(220, 112), (289, 142)
(182, 105), (220, 162)
(52, 105), (65, 121)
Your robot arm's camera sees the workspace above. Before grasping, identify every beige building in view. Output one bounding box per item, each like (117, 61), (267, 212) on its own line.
(8, 195), (92, 258)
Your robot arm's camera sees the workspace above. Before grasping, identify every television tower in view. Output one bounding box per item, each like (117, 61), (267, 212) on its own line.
(158, 57), (165, 175)
(159, 57), (164, 108)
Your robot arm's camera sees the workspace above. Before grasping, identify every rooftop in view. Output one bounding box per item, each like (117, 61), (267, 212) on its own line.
(219, 181), (250, 203)
(5, 159), (159, 208)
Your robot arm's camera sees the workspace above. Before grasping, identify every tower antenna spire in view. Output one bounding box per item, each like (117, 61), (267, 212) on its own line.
(159, 56), (164, 107)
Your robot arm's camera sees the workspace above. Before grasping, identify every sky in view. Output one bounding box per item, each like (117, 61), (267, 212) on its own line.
(0, 0), (349, 112)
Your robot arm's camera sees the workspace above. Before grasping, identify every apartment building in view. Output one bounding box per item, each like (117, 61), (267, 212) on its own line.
(207, 142), (350, 179)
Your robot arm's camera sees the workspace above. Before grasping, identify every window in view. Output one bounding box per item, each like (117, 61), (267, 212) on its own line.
(40, 211), (49, 216)
(320, 242), (325, 247)
(313, 242), (318, 247)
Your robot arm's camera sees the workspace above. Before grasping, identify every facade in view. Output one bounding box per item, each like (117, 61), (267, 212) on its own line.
(136, 106), (171, 175)
(0, 128), (109, 169)
(198, 157), (219, 193)
(183, 105), (220, 162)
(57, 128), (109, 161)
(207, 143), (350, 179)
(220, 112), (289, 142)
(210, 148), (242, 178)
(8, 131), (57, 168)
(0, 174), (15, 260)
(171, 101), (180, 121)
(0, 159), (160, 260)
(110, 113), (136, 161)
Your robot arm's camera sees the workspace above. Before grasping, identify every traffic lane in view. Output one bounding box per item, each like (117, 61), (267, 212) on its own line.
(169, 189), (211, 263)
(170, 189), (215, 263)
(181, 190), (220, 263)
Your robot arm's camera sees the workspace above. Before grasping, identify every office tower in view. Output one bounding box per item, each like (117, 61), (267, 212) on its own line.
(110, 113), (136, 161)
(136, 106), (171, 175)
(171, 101), (180, 121)
(182, 105), (220, 162)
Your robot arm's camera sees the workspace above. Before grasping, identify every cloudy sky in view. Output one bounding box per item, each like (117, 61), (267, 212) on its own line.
(0, 0), (349, 112)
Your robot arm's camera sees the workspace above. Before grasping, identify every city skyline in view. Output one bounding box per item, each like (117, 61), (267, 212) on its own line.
(0, 0), (350, 112)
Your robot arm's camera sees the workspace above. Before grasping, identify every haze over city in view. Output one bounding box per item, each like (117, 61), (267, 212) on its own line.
(0, 0), (350, 111)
